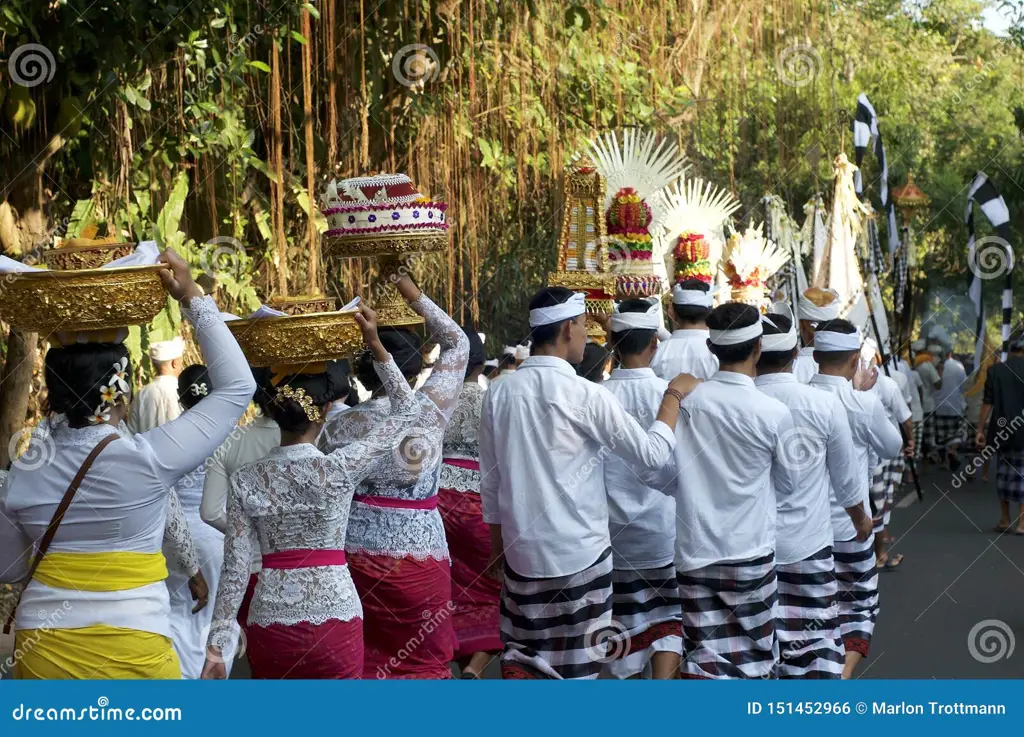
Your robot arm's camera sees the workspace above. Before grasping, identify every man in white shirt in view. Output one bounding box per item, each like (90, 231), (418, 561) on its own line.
(666, 302), (797, 680)
(650, 280), (718, 381)
(792, 288), (841, 383)
(601, 299), (683, 680)
(479, 287), (697, 680)
(808, 319), (903, 678)
(755, 310), (872, 679)
(201, 366), (281, 633)
(933, 347), (968, 471)
(866, 355), (913, 571)
(487, 346), (518, 387)
(128, 337), (185, 434)
(914, 341), (942, 461)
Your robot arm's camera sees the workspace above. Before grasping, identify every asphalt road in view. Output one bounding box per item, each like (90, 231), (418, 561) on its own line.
(865, 457), (1024, 678)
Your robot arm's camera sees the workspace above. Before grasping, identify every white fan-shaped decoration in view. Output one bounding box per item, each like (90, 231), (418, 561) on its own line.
(584, 128), (690, 212)
(724, 222), (791, 283)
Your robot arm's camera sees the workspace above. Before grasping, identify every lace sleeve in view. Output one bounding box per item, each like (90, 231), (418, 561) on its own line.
(180, 294), (221, 331)
(376, 356), (417, 415)
(412, 294), (469, 419)
(163, 490), (199, 576)
(208, 474), (254, 652)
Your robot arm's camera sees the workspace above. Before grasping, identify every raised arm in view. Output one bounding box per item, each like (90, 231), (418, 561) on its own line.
(200, 443), (230, 534)
(203, 476), (252, 673)
(396, 275), (469, 418)
(581, 386), (677, 473)
(140, 254), (256, 487)
(163, 489), (199, 576)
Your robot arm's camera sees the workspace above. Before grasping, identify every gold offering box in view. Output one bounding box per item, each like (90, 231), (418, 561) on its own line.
(41, 242), (135, 270)
(322, 230), (449, 259)
(227, 310), (363, 367)
(0, 264), (170, 333)
(267, 295), (338, 316)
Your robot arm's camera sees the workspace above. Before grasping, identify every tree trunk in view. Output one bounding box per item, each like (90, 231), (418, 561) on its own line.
(0, 328), (38, 467)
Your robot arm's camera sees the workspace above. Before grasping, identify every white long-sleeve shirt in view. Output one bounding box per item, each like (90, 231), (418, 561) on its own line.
(128, 375), (183, 434)
(792, 346), (819, 384)
(0, 296), (256, 636)
(602, 367), (675, 570)
(755, 373), (861, 564)
(808, 373), (904, 542)
(650, 329), (718, 382)
(668, 371), (797, 572)
(479, 356), (676, 578)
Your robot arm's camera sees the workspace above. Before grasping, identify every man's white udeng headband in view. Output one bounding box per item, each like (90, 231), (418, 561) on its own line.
(814, 329), (861, 352)
(797, 291), (840, 322)
(529, 292), (586, 327)
(609, 301), (660, 332)
(761, 320), (798, 352)
(708, 320), (763, 346)
(672, 284), (714, 308)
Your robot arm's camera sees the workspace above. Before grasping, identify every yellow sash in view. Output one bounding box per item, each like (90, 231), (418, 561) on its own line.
(33, 551), (168, 592)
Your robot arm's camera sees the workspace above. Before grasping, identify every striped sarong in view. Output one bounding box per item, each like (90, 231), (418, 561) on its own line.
(870, 464), (888, 535)
(499, 548), (613, 680)
(996, 451), (1024, 504)
(912, 420), (923, 461)
(677, 552), (778, 679)
(775, 548), (843, 679)
(604, 564), (683, 679)
(832, 535), (879, 657)
(883, 456), (905, 527)
(933, 414), (965, 452)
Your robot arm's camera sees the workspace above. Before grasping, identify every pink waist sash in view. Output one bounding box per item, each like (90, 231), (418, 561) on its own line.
(262, 549), (347, 569)
(443, 458), (480, 471)
(353, 494), (438, 510)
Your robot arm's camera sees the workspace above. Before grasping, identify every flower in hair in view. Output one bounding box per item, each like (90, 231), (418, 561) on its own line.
(190, 383), (209, 397)
(274, 385), (322, 423)
(88, 357), (131, 425)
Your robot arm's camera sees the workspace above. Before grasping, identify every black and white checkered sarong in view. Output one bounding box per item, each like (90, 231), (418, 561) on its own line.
(677, 552), (778, 679)
(870, 464), (888, 534)
(883, 457), (905, 527)
(933, 413), (965, 451)
(499, 548), (613, 680)
(832, 535), (879, 657)
(996, 451), (1024, 504)
(912, 420), (924, 461)
(775, 547), (844, 679)
(605, 564), (683, 678)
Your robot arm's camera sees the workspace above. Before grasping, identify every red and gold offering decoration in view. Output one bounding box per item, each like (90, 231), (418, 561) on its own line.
(672, 232), (713, 285)
(322, 173), (451, 327)
(721, 224), (790, 310)
(548, 158), (615, 340)
(605, 187), (662, 298)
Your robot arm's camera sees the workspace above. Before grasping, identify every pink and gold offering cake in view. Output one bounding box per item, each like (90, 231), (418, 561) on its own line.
(320, 173), (448, 241)
(605, 187), (661, 298)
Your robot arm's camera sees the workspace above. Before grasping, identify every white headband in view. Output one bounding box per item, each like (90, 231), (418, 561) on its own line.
(484, 358), (499, 368)
(502, 345), (516, 356)
(672, 284), (714, 307)
(708, 320), (763, 346)
(761, 323), (798, 352)
(515, 344), (531, 361)
(609, 301), (660, 332)
(814, 329), (861, 352)
(529, 292), (586, 327)
(797, 291), (840, 322)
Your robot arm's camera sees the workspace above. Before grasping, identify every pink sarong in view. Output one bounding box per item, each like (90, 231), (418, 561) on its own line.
(348, 553), (454, 679)
(247, 618), (363, 679)
(437, 462), (502, 659)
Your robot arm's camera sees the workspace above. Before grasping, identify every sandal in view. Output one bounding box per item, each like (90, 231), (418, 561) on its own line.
(994, 524), (1010, 533)
(877, 553), (904, 571)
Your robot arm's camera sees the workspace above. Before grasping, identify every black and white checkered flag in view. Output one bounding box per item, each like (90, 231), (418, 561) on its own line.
(965, 171), (1013, 361)
(853, 93), (900, 261)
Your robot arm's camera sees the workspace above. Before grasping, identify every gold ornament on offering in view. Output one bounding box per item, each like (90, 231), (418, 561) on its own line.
(40, 241), (135, 270)
(548, 157), (616, 341)
(0, 264), (170, 333)
(267, 294), (339, 316)
(227, 309), (363, 367)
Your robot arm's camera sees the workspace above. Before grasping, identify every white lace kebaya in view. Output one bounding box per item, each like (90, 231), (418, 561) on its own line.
(207, 356), (421, 652)
(439, 381), (485, 493)
(318, 294), (470, 561)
